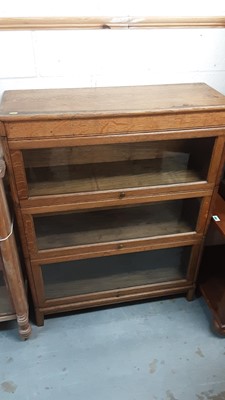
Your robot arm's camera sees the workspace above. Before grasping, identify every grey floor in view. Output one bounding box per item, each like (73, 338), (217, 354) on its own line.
(1, 296), (225, 400)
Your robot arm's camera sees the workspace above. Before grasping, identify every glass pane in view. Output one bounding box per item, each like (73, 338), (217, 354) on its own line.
(42, 246), (191, 299)
(23, 138), (214, 196)
(34, 198), (200, 250)
(0, 270), (14, 315)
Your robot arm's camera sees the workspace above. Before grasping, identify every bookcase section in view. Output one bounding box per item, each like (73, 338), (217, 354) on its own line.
(1, 83), (225, 326)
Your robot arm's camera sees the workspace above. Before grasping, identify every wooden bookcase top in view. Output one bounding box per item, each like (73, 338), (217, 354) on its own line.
(1, 83), (225, 121)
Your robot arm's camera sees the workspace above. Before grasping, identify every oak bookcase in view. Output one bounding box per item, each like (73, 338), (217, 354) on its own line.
(0, 83), (225, 326)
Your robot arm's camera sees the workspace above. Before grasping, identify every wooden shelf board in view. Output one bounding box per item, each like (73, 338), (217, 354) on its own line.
(27, 158), (201, 196)
(35, 201), (197, 250)
(41, 247), (190, 299)
(43, 265), (186, 299)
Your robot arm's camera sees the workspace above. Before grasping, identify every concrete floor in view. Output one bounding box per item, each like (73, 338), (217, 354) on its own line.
(1, 296), (225, 400)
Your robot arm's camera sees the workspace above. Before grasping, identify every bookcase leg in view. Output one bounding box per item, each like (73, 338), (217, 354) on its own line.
(35, 309), (44, 327)
(213, 318), (225, 336)
(186, 287), (195, 301)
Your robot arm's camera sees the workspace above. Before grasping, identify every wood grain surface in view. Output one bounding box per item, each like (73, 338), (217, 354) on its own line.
(1, 84), (225, 120)
(0, 16), (225, 30)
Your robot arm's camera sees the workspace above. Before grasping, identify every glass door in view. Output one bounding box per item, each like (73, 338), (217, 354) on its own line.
(21, 138), (215, 198)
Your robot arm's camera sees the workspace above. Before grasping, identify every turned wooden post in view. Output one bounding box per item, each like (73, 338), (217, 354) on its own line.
(0, 158), (31, 339)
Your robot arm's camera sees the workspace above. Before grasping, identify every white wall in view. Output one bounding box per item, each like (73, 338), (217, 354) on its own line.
(1, 0), (225, 99)
(1, 0), (225, 17)
(1, 28), (225, 99)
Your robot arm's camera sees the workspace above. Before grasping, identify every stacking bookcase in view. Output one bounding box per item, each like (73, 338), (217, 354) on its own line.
(0, 83), (225, 326)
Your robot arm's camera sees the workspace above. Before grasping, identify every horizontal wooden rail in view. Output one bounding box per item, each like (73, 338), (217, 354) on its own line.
(0, 16), (225, 30)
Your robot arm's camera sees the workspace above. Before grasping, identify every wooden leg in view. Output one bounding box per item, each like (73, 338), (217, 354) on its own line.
(35, 309), (44, 327)
(186, 287), (196, 301)
(17, 313), (32, 340)
(0, 175), (31, 339)
(213, 318), (225, 337)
